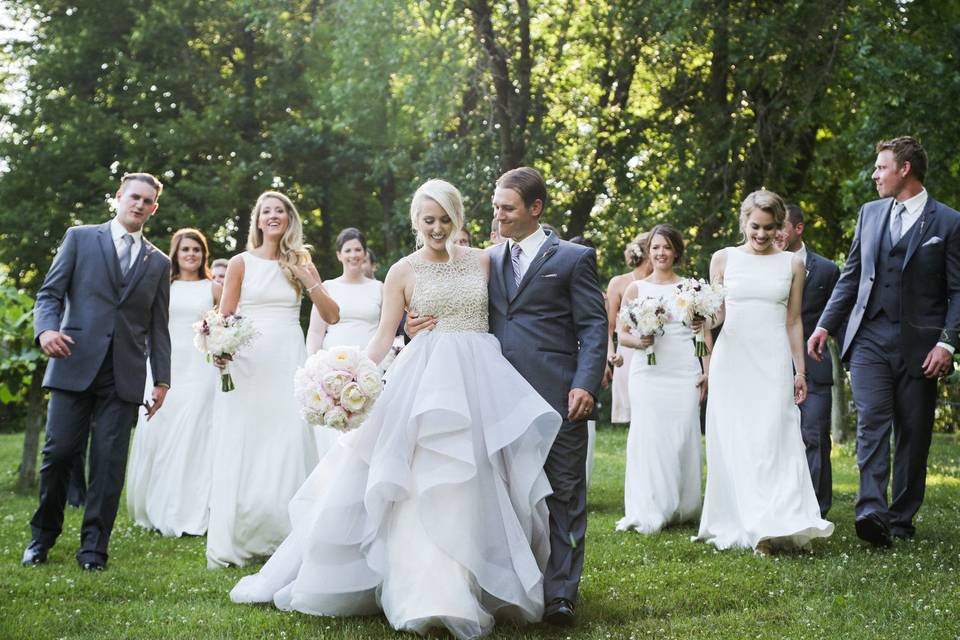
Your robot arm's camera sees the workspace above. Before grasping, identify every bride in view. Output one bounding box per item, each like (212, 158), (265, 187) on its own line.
(230, 179), (562, 639)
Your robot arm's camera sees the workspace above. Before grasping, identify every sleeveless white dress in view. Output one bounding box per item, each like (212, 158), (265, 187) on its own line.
(320, 278), (382, 350)
(206, 253), (330, 568)
(230, 249), (562, 640)
(616, 280), (702, 533)
(696, 249), (833, 550)
(126, 279), (218, 537)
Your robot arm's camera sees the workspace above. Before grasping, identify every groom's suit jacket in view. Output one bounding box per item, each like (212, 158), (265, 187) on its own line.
(34, 221), (172, 403)
(488, 231), (607, 417)
(817, 196), (960, 374)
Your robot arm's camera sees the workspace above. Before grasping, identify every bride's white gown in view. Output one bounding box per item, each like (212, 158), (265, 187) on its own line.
(696, 249), (833, 550)
(230, 249), (562, 639)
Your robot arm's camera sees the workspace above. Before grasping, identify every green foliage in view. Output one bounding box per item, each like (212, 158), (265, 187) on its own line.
(0, 268), (41, 416)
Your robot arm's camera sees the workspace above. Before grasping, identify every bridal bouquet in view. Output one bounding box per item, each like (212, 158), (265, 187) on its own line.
(294, 346), (383, 432)
(674, 278), (726, 357)
(192, 310), (258, 392)
(618, 295), (669, 365)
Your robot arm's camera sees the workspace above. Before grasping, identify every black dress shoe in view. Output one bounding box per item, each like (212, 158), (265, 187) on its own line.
(892, 527), (915, 540)
(21, 541), (48, 566)
(78, 560), (106, 571)
(543, 598), (575, 626)
(855, 514), (892, 548)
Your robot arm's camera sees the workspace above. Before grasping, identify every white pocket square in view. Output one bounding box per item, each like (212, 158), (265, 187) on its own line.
(540, 273), (558, 278)
(922, 236), (943, 247)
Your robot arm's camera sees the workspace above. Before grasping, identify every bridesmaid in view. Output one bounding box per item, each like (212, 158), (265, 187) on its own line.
(606, 233), (651, 424)
(306, 228), (383, 354)
(615, 225), (706, 533)
(206, 191), (339, 568)
(127, 228), (221, 537)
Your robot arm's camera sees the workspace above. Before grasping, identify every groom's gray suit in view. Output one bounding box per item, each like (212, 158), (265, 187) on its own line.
(31, 220), (171, 564)
(488, 229), (607, 604)
(818, 195), (960, 536)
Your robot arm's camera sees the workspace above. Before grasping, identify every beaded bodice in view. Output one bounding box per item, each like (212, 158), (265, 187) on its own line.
(406, 249), (489, 333)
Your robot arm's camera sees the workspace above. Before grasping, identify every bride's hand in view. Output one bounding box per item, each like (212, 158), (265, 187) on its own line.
(793, 374), (807, 405)
(696, 374), (708, 403)
(637, 335), (655, 349)
(213, 354), (232, 370)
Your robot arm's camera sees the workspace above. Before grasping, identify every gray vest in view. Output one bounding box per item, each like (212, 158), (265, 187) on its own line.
(864, 213), (918, 321)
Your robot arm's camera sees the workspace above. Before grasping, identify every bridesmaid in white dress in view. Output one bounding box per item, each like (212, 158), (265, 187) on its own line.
(126, 228), (221, 536)
(695, 190), (833, 554)
(206, 191), (340, 569)
(305, 227), (382, 354)
(615, 225), (706, 533)
(230, 180), (561, 640)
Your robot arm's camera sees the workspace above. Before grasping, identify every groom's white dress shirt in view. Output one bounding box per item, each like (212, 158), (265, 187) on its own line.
(509, 225), (547, 281)
(893, 188), (927, 238)
(110, 217), (143, 272)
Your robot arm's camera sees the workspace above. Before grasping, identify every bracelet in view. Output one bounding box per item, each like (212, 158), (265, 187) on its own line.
(794, 372), (806, 378)
(306, 281), (321, 293)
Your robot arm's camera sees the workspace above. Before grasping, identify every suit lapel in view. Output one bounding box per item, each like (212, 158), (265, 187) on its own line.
(119, 240), (154, 303)
(97, 222), (121, 292)
(903, 197), (938, 269)
(867, 199), (893, 268)
(511, 233), (559, 302)
(803, 251), (816, 290)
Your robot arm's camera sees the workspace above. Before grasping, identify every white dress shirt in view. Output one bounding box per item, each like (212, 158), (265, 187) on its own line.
(508, 225), (547, 281)
(110, 217), (143, 273)
(793, 242), (807, 264)
(891, 188), (927, 238)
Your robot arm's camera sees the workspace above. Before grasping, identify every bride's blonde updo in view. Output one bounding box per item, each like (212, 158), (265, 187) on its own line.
(409, 179), (465, 262)
(738, 190), (787, 232)
(246, 190), (312, 294)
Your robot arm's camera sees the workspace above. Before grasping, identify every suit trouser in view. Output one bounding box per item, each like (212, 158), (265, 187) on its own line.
(543, 418), (588, 603)
(848, 316), (937, 535)
(799, 382), (833, 518)
(30, 350), (139, 563)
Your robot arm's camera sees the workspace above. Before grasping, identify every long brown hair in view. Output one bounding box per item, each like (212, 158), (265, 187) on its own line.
(169, 228), (212, 281)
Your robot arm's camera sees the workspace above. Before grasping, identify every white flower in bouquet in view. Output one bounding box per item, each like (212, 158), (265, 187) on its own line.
(192, 310), (258, 391)
(618, 295), (669, 365)
(674, 278), (726, 357)
(294, 345), (384, 432)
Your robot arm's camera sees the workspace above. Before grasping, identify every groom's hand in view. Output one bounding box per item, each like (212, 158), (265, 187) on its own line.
(144, 385), (168, 421)
(404, 312), (437, 339)
(807, 327), (829, 362)
(567, 388), (594, 422)
(922, 345), (954, 379)
(39, 329), (75, 358)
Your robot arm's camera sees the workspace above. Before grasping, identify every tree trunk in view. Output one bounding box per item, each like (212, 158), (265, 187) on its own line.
(829, 338), (851, 444)
(17, 368), (46, 493)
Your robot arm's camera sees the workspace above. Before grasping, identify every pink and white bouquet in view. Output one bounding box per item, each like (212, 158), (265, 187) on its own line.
(193, 310), (258, 392)
(674, 278), (726, 357)
(294, 345), (383, 432)
(618, 295), (669, 365)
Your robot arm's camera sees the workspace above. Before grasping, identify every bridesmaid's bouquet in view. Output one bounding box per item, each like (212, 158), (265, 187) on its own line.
(618, 296), (669, 365)
(674, 278), (726, 357)
(192, 310), (259, 392)
(294, 346), (383, 432)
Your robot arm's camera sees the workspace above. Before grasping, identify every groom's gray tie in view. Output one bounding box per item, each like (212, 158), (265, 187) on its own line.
(511, 242), (523, 289)
(891, 202), (906, 244)
(118, 233), (134, 276)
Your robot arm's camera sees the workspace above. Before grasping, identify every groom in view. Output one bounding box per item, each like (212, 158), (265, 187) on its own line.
(488, 168), (606, 624)
(23, 172), (172, 570)
(809, 137), (960, 546)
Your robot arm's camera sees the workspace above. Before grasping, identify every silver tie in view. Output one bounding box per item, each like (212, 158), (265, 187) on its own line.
(511, 242), (523, 289)
(891, 203), (906, 244)
(118, 233), (134, 276)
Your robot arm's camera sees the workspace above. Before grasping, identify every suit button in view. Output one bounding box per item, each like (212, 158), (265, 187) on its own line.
(507, 315), (513, 321)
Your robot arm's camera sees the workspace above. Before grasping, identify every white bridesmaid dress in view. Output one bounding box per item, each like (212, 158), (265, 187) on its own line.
(319, 278), (382, 350)
(126, 279), (218, 537)
(616, 280), (702, 533)
(206, 253), (330, 568)
(696, 249), (833, 550)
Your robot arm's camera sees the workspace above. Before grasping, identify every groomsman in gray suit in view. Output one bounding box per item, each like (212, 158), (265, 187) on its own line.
(23, 172), (172, 570)
(809, 137), (960, 546)
(776, 204), (840, 518)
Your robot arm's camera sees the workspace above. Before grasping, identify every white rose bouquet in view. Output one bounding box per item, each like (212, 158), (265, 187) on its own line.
(192, 310), (258, 391)
(674, 278), (726, 357)
(294, 345), (383, 432)
(618, 295), (669, 365)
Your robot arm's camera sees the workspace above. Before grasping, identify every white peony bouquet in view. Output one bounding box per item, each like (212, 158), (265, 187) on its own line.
(618, 295), (669, 365)
(674, 278), (726, 357)
(294, 345), (383, 432)
(192, 310), (259, 392)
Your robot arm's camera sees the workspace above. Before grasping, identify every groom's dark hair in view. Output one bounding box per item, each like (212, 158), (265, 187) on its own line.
(497, 167), (547, 210)
(877, 136), (927, 184)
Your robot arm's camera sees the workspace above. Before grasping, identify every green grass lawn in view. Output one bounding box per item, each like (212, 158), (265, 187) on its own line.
(1, 429), (959, 639)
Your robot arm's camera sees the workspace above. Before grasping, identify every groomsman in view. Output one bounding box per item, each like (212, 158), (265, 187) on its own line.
(810, 137), (960, 546)
(23, 172), (172, 570)
(776, 204), (840, 517)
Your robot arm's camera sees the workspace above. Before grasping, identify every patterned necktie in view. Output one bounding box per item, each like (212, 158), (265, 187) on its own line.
(891, 203), (906, 244)
(118, 233), (134, 276)
(511, 242), (523, 289)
